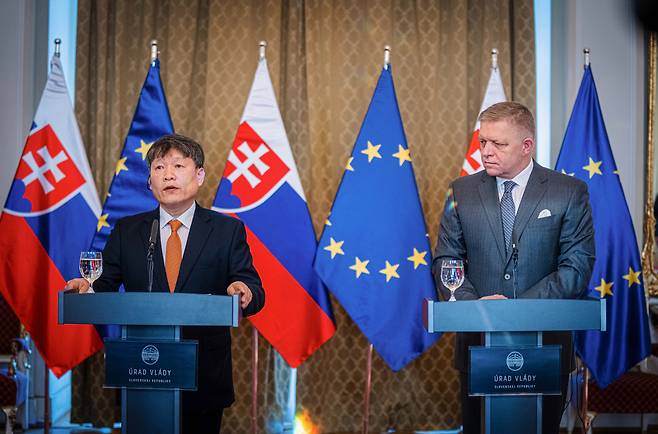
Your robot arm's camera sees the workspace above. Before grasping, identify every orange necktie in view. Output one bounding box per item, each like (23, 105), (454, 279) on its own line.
(165, 219), (182, 293)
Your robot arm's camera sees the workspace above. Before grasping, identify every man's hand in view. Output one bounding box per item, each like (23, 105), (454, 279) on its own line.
(479, 294), (507, 300)
(65, 278), (91, 293)
(227, 281), (253, 308)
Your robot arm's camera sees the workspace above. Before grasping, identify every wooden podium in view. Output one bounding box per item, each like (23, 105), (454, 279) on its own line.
(423, 298), (606, 434)
(58, 292), (240, 434)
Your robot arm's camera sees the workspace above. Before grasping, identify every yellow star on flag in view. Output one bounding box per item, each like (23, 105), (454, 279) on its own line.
(361, 141), (382, 163)
(349, 257), (370, 278)
(97, 213), (110, 232)
(134, 139), (153, 160)
(379, 261), (400, 282)
(407, 248), (428, 269)
(392, 145), (411, 166)
(594, 278), (614, 298)
(561, 169), (575, 177)
(324, 237), (345, 259)
(115, 157), (128, 176)
(325, 219), (332, 226)
(582, 157), (602, 179)
(622, 266), (641, 287)
(345, 157), (354, 171)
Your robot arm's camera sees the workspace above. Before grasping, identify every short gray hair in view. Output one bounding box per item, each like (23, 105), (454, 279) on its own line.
(479, 102), (535, 139)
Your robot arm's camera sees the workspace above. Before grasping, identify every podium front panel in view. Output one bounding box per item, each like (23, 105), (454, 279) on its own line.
(105, 339), (198, 390)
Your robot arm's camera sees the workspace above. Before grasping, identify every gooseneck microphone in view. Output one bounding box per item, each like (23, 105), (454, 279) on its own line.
(147, 219), (159, 292)
(512, 238), (519, 299)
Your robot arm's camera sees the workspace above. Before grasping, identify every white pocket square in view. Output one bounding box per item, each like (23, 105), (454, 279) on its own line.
(538, 209), (552, 219)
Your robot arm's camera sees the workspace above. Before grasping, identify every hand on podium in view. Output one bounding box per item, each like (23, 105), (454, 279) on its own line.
(64, 278), (92, 293)
(227, 281), (253, 308)
(480, 294), (507, 300)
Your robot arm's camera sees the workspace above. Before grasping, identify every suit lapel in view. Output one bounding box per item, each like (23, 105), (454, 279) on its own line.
(513, 164), (549, 245)
(477, 172), (506, 262)
(175, 205), (213, 292)
(140, 209), (168, 292)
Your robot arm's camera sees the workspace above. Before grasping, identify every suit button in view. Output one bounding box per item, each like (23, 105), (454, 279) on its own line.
(504, 273), (511, 280)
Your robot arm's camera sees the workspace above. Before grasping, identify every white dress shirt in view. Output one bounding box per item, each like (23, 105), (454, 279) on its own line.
(496, 160), (533, 214)
(159, 202), (196, 259)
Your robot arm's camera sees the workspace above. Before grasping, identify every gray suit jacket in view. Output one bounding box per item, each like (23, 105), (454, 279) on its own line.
(433, 162), (595, 372)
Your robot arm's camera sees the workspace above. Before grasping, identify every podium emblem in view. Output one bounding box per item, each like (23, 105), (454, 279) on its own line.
(506, 351), (524, 371)
(141, 345), (160, 365)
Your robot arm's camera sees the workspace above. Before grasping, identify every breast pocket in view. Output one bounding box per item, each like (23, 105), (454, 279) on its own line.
(526, 215), (560, 231)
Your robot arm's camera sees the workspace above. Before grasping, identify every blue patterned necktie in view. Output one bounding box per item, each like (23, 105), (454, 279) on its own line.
(500, 180), (517, 255)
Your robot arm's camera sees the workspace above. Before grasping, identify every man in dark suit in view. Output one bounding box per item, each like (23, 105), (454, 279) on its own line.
(433, 102), (595, 434)
(66, 134), (265, 434)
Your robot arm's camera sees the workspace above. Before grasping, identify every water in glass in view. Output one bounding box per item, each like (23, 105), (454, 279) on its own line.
(79, 251), (103, 291)
(441, 259), (464, 301)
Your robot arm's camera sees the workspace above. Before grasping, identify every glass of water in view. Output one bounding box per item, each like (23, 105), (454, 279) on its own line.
(79, 251), (103, 291)
(441, 259), (464, 302)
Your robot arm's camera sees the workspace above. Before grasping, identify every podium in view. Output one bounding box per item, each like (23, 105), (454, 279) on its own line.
(423, 298), (606, 434)
(58, 292), (240, 434)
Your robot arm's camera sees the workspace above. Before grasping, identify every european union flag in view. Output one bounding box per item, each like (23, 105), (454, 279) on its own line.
(91, 59), (174, 251)
(555, 65), (650, 388)
(314, 67), (439, 371)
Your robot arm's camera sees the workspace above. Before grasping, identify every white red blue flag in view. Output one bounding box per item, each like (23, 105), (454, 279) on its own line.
(460, 62), (506, 176)
(213, 57), (335, 367)
(0, 55), (103, 377)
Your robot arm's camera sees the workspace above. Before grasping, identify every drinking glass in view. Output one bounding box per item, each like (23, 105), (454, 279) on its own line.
(441, 259), (464, 302)
(79, 251), (103, 291)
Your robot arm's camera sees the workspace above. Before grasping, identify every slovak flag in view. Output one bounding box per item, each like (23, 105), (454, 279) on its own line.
(0, 55), (103, 377)
(460, 61), (506, 176)
(213, 56), (336, 367)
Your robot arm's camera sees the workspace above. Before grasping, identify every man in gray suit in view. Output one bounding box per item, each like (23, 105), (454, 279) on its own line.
(433, 102), (595, 434)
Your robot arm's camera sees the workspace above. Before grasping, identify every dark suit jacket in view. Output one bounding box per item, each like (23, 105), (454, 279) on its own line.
(94, 204), (265, 410)
(433, 163), (595, 373)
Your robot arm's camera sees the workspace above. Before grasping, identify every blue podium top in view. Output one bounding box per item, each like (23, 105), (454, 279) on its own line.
(424, 298), (606, 333)
(58, 292), (240, 327)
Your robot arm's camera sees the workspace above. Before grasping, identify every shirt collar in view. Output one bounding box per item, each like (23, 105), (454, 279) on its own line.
(496, 159), (534, 190)
(159, 202), (196, 230)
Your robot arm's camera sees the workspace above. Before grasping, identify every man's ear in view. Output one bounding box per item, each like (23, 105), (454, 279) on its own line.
(196, 167), (206, 186)
(147, 176), (152, 191)
(522, 137), (534, 155)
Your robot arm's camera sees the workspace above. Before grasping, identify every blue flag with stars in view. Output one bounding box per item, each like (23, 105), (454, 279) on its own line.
(555, 65), (650, 388)
(91, 59), (174, 251)
(314, 67), (439, 371)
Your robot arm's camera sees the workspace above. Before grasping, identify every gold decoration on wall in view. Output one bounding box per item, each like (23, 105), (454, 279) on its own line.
(642, 32), (658, 297)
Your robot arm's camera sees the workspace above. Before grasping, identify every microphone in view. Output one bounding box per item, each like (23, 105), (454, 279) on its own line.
(148, 219), (159, 254)
(512, 237), (519, 299)
(147, 219), (159, 292)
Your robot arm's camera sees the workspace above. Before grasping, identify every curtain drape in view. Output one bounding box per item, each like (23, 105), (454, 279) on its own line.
(72, 1), (535, 431)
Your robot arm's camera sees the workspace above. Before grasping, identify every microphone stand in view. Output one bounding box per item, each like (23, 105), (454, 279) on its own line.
(147, 243), (155, 292)
(512, 242), (519, 299)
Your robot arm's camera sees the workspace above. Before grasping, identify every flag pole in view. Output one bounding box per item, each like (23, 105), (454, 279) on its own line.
(259, 40), (267, 60)
(43, 40), (61, 434)
(150, 39), (159, 65)
(362, 344), (374, 434)
(363, 45), (392, 434)
(491, 48), (498, 70)
(249, 41), (267, 434)
(44, 366), (50, 433)
(251, 327), (259, 434)
(578, 47), (592, 434)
